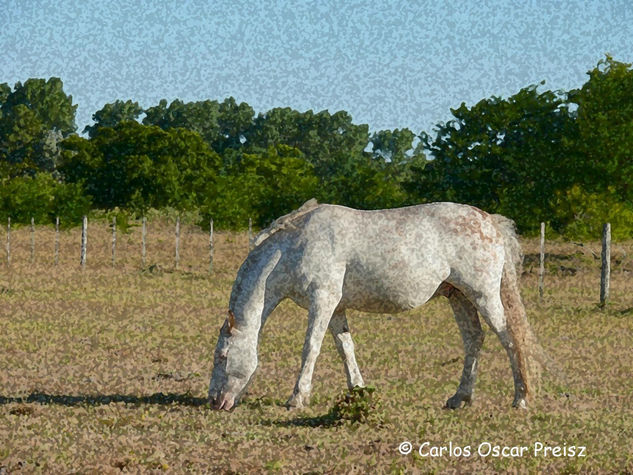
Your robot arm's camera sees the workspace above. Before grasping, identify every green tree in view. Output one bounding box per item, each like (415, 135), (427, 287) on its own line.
(369, 128), (427, 199)
(246, 107), (301, 150)
(144, 97), (254, 153)
(569, 55), (633, 202)
(143, 99), (221, 146)
(0, 173), (91, 225)
(370, 128), (417, 164)
(413, 84), (577, 232)
(551, 185), (633, 240)
(0, 78), (77, 176)
(60, 122), (221, 213)
(320, 153), (409, 210)
(1, 78), (76, 134)
(247, 107), (374, 209)
(217, 97), (255, 152)
(203, 144), (318, 228)
(248, 108), (370, 175)
(0, 105), (45, 175)
(83, 100), (143, 138)
(0, 83), (11, 113)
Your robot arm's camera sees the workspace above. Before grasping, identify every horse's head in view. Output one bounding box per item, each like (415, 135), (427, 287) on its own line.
(208, 310), (258, 411)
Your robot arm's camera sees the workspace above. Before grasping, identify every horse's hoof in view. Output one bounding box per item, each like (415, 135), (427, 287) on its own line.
(285, 393), (309, 409)
(445, 393), (471, 409)
(512, 397), (528, 410)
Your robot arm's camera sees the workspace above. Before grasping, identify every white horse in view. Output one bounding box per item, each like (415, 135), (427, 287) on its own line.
(209, 200), (543, 411)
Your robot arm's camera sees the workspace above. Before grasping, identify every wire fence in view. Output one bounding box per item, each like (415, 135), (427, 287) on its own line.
(2, 216), (256, 275)
(1, 217), (629, 308)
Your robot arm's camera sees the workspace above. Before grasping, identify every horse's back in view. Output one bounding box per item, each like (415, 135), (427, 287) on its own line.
(298, 202), (503, 259)
(285, 202), (505, 313)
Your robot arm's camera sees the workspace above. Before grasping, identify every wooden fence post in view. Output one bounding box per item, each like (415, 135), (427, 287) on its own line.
(538, 222), (545, 301)
(175, 216), (180, 270)
(248, 217), (253, 251)
(209, 218), (214, 274)
(111, 216), (116, 267)
(30, 217), (35, 263)
(600, 222), (611, 307)
(6, 217), (10, 267)
(80, 215), (87, 269)
(54, 217), (59, 266)
(141, 216), (147, 267)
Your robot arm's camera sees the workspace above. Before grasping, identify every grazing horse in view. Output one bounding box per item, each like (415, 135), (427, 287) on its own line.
(209, 200), (543, 411)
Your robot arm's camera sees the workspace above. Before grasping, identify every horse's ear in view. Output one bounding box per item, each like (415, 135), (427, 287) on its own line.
(227, 310), (236, 334)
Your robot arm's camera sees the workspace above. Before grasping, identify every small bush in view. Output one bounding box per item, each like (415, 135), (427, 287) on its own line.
(329, 385), (384, 425)
(552, 185), (633, 241)
(0, 173), (91, 226)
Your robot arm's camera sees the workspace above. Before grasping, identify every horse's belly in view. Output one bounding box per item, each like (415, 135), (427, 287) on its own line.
(340, 263), (444, 313)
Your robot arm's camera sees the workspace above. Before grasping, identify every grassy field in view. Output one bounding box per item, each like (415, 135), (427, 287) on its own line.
(1, 221), (632, 473)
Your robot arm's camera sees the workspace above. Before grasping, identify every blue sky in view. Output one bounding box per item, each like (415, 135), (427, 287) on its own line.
(1, 0), (631, 136)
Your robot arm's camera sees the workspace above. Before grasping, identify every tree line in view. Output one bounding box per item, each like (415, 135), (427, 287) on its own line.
(1, 55), (632, 239)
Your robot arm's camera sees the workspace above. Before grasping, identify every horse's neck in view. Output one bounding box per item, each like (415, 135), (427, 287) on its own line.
(233, 246), (282, 334)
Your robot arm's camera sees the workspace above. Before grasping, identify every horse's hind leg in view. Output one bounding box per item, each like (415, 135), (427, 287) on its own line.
(470, 290), (528, 409)
(446, 288), (484, 409)
(329, 310), (365, 390)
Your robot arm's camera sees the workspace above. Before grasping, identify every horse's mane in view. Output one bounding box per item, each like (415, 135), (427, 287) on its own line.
(252, 198), (319, 248)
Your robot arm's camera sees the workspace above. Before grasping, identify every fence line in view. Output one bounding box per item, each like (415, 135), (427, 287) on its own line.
(0, 217), (618, 307)
(600, 223), (611, 307)
(111, 216), (116, 267)
(175, 216), (181, 270)
(141, 217), (147, 267)
(54, 217), (59, 266)
(538, 222), (545, 301)
(248, 217), (254, 251)
(80, 215), (87, 269)
(30, 217), (35, 263)
(209, 218), (214, 274)
(2, 216), (230, 272)
(536, 221), (612, 307)
(6, 217), (10, 267)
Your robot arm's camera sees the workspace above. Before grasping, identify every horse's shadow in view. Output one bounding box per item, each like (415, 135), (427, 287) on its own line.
(268, 413), (340, 428)
(0, 392), (208, 407)
(1, 392), (339, 428)
(1, 393), (360, 430)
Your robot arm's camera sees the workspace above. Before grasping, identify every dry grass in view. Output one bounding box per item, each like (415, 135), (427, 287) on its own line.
(1, 221), (632, 473)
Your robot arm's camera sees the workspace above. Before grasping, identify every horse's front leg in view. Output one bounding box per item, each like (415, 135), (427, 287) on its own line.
(287, 287), (342, 409)
(329, 310), (364, 389)
(446, 288), (484, 409)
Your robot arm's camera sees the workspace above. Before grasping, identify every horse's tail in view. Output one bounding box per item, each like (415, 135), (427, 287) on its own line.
(491, 214), (549, 400)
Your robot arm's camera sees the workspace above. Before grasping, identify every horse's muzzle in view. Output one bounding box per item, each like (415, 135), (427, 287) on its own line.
(210, 392), (235, 411)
